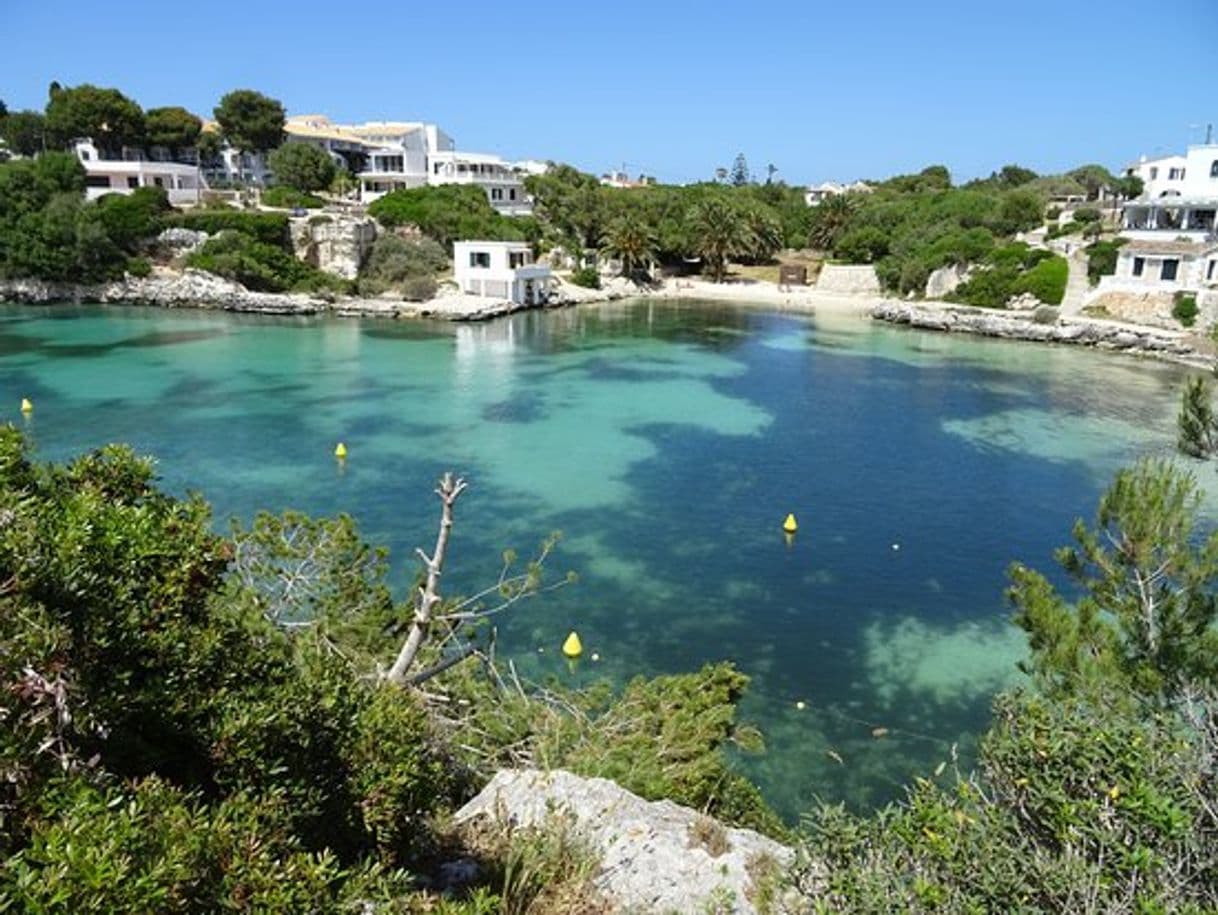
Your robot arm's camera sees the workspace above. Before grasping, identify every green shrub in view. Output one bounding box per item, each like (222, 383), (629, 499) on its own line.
(357, 235), (448, 296)
(799, 686), (1218, 913)
(1173, 292), (1199, 327)
(369, 184), (531, 248)
(947, 265), (1020, 308)
(187, 230), (347, 294)
(125, 256), (152, 277)
(93, 186), (172, 250)
(834, 226), (889, 263)
(401, 275), (438, 301)
(2, 778), (401, 913)
(1073, 206), (1102, 223)
(1085, 238), (1126, 285)
(308, 214), (332, 226)
(1012, 254), (1068, 305)
(569, 266), (600, 289)
(261, 186), (324, 209)
(164, 210), (290, 247)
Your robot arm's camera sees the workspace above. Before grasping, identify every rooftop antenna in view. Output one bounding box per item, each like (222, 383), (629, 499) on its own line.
(1208, 123), (1214, 145)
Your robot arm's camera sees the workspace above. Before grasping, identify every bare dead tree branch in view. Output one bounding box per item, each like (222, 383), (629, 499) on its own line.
(383, 472), (467, 685)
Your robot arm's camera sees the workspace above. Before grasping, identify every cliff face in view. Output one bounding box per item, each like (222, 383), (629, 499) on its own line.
(453, 769), (808, 914)
(289, 214), (377, 281)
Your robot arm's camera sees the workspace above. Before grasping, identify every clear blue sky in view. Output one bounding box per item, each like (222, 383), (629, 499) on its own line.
(3, 0), (1215, 185)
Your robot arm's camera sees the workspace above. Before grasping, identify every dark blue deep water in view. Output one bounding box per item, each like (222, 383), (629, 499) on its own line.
(0, 299), (1197, 818)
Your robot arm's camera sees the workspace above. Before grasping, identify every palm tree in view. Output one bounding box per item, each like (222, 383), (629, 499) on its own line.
(602, 217), (659, 281)
(742, 205), (784, 263)
(807, 193), (856, 250)
(688, 197), (748, 282)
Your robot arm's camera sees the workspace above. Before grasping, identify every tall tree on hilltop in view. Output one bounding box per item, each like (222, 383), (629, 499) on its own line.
(144, 106), (202, 160)
(44, 84), (145, 156)
(213, 89), (285, 184)
(730, 153), (750, 186)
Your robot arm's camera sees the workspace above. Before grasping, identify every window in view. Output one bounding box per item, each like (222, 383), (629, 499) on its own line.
(468, 252), (491, 269)
(79, 150), (91, 161)
(491, 188), (503, 200)
(1211, 160), (1218, 178)
(85, 175), (110, 188)
(509, 188), (517, 200)
(1150, 167), (1158, 179)
(509, 251), (530, 269)
(1161, 259), (1179, 281)
(1132, 256), (1145, 277)
(126, 176), (140, 189)
(153, 177), (164, 188)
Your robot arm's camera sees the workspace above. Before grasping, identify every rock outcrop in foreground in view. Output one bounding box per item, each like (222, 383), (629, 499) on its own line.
(454, 769), (796, 914)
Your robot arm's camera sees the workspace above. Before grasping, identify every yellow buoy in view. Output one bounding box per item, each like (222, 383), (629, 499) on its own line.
(782, 513), (798, 534)
(334, 442), (348, 459)
(562, 631), (583, 659)
(20, 398), (33, 414)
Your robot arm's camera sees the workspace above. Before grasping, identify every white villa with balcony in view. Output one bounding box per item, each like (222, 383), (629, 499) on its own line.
(267, 115), (532, 214)
(74, 140), (202, 204)
(453, 241), (553, 305)
(1121, 142), (1218, 241)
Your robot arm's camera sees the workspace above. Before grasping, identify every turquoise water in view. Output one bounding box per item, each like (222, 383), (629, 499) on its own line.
(0, 300), (1199, 819)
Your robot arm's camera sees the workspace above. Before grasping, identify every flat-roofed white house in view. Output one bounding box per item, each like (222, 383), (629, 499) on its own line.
(453, 241), (553, 305)
(74, 140), (202, 204)
(1121, 143), (1218, 242)
(428, 150), (530, 215)
(1110, 239), (1218, 289)
(804, 180), (872, 207)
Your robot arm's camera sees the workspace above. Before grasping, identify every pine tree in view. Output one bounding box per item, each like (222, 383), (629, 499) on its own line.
(1178, 375), (1218, 459)
(730, 153), (750, 187)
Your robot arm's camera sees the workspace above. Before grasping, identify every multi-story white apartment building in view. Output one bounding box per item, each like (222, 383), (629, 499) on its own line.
(1122, 142), (1218, 241)
(73, 140), (202, 204)
(277, 115), (533, 214)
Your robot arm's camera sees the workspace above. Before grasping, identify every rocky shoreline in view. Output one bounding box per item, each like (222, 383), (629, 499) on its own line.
(3, 272), (1214, 370)
(872, 300), (1215, 369)
(0, 271), (637, 323)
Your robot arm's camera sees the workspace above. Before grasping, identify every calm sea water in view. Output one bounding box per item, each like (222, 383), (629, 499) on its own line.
(0, 300), (1199, 819)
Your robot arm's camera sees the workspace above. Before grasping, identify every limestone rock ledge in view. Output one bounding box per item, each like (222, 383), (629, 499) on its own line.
(0, 271), (325, 315)
(872, 300), (1212, 368)
(454, 768), (800, 914)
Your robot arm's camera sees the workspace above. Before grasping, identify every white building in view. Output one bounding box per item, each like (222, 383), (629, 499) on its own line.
(1121, 143), (1218, 241)
(804, 180), (872, 207)
(74, 140), (202, 204)
(1109, 239), (1218, 290)
(453, 241), (552, 304)
(270, 115), (530, 214)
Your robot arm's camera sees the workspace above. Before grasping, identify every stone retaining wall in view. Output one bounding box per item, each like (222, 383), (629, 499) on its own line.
(815, 264), (880, 295)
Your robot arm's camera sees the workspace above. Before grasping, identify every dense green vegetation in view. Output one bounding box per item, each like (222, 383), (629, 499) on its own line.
(357, 235), (448, 299)
(0, 152), (167, 282)
(523, 165), (795, 275)
(368, 184), (538, 248)
(946, 243), (1067, 308)
(0, 431), (778, 910)
(259, 185), (325, 209)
